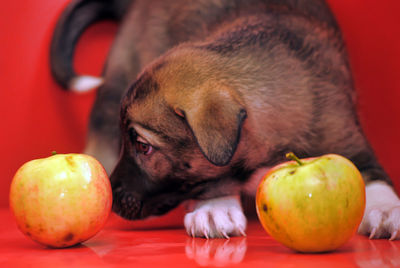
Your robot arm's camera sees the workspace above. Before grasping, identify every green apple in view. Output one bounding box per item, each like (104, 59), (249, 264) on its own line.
(256, 153), (366, 253)
(9, 153), (112, 248)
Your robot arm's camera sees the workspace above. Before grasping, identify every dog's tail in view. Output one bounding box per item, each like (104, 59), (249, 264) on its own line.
(50, 0), (133, 92)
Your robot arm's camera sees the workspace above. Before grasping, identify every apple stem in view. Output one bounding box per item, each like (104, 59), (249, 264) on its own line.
(51, 151), (57, 156)
(286, 152), (303, 166)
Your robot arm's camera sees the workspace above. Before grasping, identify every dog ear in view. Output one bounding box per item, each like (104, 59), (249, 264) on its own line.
(176, 87), (247, 166)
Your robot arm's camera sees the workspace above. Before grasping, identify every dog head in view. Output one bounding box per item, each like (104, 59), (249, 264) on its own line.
(110, 48), (247, 220)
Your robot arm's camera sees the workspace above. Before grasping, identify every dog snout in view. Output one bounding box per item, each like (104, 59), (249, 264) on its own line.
(109, 152), (149, 219)
(109, 150), (191, 220)
(112, 186), (143, 220)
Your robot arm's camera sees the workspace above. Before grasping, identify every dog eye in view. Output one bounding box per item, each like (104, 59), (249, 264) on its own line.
(135, 141), (153, 155)
(129, 128), (154, 156)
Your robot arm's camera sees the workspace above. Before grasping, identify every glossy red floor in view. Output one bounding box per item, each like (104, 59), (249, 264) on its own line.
(1, 207), (400, 267)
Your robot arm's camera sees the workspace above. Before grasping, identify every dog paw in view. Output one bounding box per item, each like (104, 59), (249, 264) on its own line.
(359, 181), (400, 240)
(184, 196), (247, 238)
(358, 204), (400, 240)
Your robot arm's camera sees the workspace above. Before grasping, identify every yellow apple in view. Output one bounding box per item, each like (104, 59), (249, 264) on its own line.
(9, 153), (112, 248)
(256, 153), (365, 253)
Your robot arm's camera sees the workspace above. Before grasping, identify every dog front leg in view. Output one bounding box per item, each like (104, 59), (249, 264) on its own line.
(184, 195), (247, 239)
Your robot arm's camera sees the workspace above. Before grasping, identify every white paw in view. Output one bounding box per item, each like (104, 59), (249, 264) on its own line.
(184, 196), (247, 238)
(358, 203), (400, 240)
(358, 181), (400, 240)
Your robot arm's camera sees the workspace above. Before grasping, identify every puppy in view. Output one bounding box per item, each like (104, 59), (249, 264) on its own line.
(50, 0), (400, 239)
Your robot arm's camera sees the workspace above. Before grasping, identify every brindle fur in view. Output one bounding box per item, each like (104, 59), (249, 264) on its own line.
(51, 0), (391, 221)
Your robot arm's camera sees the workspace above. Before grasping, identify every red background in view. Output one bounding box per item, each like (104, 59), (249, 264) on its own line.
(1, 0), (400, 209)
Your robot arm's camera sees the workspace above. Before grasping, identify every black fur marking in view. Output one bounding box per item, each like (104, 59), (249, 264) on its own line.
(128, 127), (136, 144)
(275, 28), (317, 61)
(152, 61), (167, 72)
(127, 72), (160, 102)
(89, 73), (128, 134)
(139, 178), (213, 217)
(203, 16), (317, 62)
(350, 151), (392, 185)
(203, 22), (267, 54)
(230, 159), (255, 183)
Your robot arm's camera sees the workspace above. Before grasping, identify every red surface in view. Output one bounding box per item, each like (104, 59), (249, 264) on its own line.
(1, 208), (400, 267)
(0, 0), (115, 207)
(1, 0), (400, 267)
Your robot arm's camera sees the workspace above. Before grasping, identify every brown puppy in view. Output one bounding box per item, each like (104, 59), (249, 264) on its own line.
(51, 0), (400, 239)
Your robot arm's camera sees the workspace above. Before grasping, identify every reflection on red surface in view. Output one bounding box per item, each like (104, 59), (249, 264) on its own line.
(2, 208), (400, 267)
(354, 239), (400, 267)
(185, 237), (247, 266)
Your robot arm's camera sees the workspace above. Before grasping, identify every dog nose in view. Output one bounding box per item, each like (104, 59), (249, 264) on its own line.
(112, 185), (144, 220)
